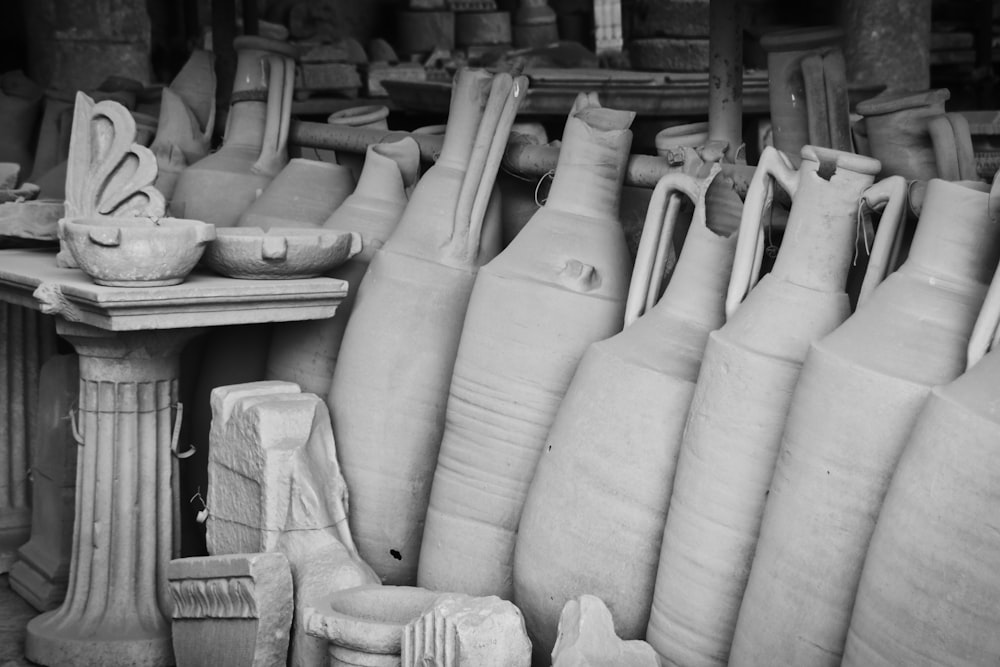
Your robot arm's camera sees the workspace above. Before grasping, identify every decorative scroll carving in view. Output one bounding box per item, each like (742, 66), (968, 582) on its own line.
(64, 91), (165, 219)
(170, 576), (258, 619)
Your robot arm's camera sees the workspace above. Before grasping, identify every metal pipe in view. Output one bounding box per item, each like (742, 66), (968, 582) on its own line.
(289, 119), (754, 193)
(708, 0), (743, 161)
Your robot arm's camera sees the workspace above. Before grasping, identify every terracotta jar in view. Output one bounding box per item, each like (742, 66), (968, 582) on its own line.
(655, 121), (709, 153)
(842, 261), (1000, 667)
(237, 158), (354, 229)
(170, 36), (297, 226)
(418, 96), (634, 600)
(730, 178), (999, 667)
(328, 69), (525, 586)
(855, 88), (950, 180)
(513, 167), (740, 661)
(645, 145), (903, 667)
(264, 137), (421, 398)
(326, 104), (390, 181)
(760, 27), (844, 164)
(152, 48), (217, 202)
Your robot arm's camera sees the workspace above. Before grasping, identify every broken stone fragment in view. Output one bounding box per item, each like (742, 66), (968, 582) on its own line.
(402, 592), (532, 667)
(551, 595), (662, 667)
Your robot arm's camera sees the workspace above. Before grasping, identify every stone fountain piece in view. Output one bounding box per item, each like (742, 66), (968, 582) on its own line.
(203, 227), (361, 280)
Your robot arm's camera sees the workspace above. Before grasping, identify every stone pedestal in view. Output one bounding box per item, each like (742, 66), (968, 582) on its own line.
(25, 322), (201, 667)
(0, 303), (58, 573)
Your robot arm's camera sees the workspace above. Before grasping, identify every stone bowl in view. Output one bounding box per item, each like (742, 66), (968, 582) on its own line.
(304, 585), (443, 655)
(59, 216), (216, 287)
(203, 227), (362, 279)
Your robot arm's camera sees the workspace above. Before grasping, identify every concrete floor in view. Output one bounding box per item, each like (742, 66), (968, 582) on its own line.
(0, 575), (37, 667)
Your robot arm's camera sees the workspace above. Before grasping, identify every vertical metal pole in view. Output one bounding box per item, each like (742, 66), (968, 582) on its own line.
(708, 0), (743, 162)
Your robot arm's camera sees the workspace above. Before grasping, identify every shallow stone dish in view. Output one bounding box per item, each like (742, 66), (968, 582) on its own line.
(59, 216), (216, 287)
(203, 227), (362, 279)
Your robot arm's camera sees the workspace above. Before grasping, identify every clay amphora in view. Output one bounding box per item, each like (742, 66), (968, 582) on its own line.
(237, 158), (354, 229)
(760, 27), (844, 164)
(328, 69), (527, 586)
(730, 178), (1000, 667)
(418, 95), (634, 600)
(855, 88), (949, 180)
(152, 87), (213, 202)
(644, 145), (903, 667)
(0, 70), (43, 180)
(170, 36), (297, 226)
(512, 167), (740, 662)
(841, 259), (1000, 667)
(326, 104), (390, 180)
(152, 49), (217, 202)
(264, 137), (421, 398)
(655, 121), (709, 153)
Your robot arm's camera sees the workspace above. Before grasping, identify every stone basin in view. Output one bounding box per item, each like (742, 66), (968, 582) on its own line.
(204, 227), (362, 279)
(59, 216), (215, 287)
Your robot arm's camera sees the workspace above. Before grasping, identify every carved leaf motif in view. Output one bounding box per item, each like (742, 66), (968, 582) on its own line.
(64, 91), (165, 220)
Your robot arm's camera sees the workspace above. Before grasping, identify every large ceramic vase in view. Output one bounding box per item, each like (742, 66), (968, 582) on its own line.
(236, 158), (354, 229)
(417, 95), (634, 600)
(264, 137), (421, 398)
(841, 264), (1000, 667)
(760, 27), (844, 164)
(512, 167), (740, 662)
(170, 36), (297, 226)
(729, 178), (1000, 667)
(328, 69), (526, 586)
(644, 145), (902, 667)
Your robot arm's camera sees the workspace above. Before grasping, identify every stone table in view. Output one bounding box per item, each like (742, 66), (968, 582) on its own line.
(0, 248), (348, 667)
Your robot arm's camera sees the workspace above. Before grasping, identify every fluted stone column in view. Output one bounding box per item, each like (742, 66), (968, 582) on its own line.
(25, 322), (201, 667)
(0, 303), (58, 573)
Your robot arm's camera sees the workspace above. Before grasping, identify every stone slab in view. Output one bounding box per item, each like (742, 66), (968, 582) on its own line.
(0, 248), (348, 331)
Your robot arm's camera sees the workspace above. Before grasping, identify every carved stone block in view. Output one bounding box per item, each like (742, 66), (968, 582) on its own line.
(206, 381), (379, 667)
(10, 353), (79, 611)
(168, 552), (294, 667)
(551, 595), (661, 667)
(402, 593), (532, 667)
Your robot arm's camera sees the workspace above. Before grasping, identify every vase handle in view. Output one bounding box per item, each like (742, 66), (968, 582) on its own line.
(725, 146), (800, 319)
(625, 170), (703, 327)
(253, 54), (294, 177)
(967, 171), (1000, 369)
(929, 112), (978, 181)
(855, 175), (909, 308)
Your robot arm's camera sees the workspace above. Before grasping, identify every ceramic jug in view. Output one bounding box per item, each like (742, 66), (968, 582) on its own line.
(512, 166), (740, 662)
(264, 137), (421, 398)
(644, 145), (904, 667)
(730, 177), (999, 667)
(237, 158), (354, 229)
(841, 256), (1000, 667)
(170, 36), (296, 226)
(760, 27), (844, 163)
(327, 68), (527, 586)
(855, 88), (949, 180)
(417, 94), (634, 600)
